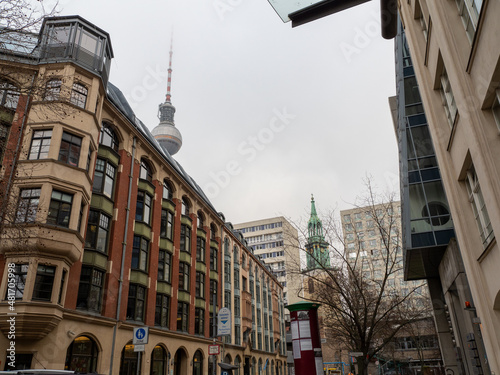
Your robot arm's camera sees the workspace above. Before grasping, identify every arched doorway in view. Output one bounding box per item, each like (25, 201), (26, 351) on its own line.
(258, 359), (263, 375)
(270, 360), (274, 375)
(173, 348), (188, 375)
(251, 357), (257, 375)
(151, 345), (169, 375)
(119, 343), (140, 375)
(192, 350), (203, 375)
(65, 335), (99, 373)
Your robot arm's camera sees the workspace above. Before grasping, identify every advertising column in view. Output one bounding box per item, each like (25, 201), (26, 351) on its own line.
(286, 302), (324, 375)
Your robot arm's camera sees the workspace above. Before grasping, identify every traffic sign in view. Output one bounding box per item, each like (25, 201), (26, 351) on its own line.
(217, 307), (231, 336)
(133, 327), (149, 345)
(349, 352), (363, 357)
(134, 344), (145, 352)
(209, 344), (220, 355)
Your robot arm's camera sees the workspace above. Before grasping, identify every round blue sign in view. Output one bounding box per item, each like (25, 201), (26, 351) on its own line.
(135, 328), (146, 340)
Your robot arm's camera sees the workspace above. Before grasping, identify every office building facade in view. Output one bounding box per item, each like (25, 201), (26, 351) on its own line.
(397, 1), (500, 373)
(341, 203), (442, 373)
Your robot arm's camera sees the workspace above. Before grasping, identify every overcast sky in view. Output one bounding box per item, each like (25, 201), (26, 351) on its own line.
(43, 0), (399, 225)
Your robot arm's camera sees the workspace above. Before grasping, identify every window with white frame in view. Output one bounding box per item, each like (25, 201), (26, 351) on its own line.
(16, 188), (41, 223)
(465, 163), (494, 247)
(70, 82), (88, 108)
(44, 79), (61, 101)
(440, 67), (458, 127)
(455, 0), (482, 43)
(29, 129), (52, 160)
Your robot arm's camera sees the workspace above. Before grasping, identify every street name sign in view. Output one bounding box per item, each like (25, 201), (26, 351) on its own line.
(134, 344), (145, 352)
(349, 352), (363, 357)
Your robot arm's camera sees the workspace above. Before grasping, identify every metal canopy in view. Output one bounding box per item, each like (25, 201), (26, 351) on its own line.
(266, 0), (398, 38)
(267, 0), (369, 27)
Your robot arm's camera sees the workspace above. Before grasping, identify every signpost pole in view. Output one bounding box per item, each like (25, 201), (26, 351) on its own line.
(213, 293), (217, 375)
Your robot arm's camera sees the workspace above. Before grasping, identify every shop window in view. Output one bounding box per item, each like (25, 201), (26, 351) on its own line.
(65, 336), (99, 373)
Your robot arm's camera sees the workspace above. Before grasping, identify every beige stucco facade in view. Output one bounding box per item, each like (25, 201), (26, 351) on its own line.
(399, 1), (500, 372)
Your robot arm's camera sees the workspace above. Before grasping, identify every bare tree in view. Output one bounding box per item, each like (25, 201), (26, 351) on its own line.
(0, 0), (64, 243)
(284, 181), (434, 375)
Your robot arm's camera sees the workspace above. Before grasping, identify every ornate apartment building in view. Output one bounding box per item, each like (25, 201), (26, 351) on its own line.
(0, 15), (286, 375)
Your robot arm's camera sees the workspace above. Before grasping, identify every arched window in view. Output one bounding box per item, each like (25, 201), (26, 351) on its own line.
(252, 357), (257, 375)
(140, 159), (153, 182)
(234, 356), (241, 375)
(65, 335), (99, 373)
(233, 246), (239, 264)
(192, 350), (203, 375)
(70, 82), (88, 108)
(44, 78), (61, 101)
(181, 197), (190, 216)
(224, 238), (230, 255)
(100, 123), (119, 151)
(119, 343), (139, 375)
(197, 211), (204, 228)
(163, 180), (173, 200)
(210, 223), (217, 240)
(150, 345), (168, 375)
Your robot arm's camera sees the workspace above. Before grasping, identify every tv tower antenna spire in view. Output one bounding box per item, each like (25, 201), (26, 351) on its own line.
(166, 32), (173, 103)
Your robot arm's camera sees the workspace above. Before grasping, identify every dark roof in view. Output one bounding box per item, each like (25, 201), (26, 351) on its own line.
(106, 82), (217, 215)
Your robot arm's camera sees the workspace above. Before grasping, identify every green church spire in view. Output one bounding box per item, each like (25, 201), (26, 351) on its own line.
(305, 195), (331, 270)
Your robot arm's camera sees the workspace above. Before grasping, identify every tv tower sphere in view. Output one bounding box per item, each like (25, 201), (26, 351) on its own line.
(152, 35), (182, 155)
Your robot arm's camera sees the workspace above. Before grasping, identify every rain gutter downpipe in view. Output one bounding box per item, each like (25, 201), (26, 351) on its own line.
(109, 136), (137, 375)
